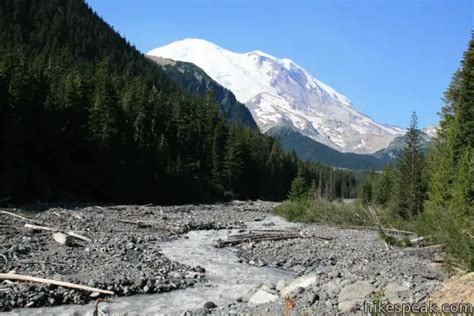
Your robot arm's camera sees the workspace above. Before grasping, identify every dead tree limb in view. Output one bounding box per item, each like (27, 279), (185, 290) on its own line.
(23, 224), (91, 243)
(216, 231), (333, 248)
(0, 210), (44, 225)
(334, 224), (416, 235)
(0, 273), (114, 295)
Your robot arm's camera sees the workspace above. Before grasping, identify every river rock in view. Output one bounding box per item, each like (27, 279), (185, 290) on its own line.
(280, 273), (318, 297)
(325, 280), (341, 298)
(52, 232), (71, 246)
(204, 301), (217, 309)
(338, 281), (375, 312)
(248, 289), (279, 305)
(384, 282), (410, 304)
(276, 280), (287, 291)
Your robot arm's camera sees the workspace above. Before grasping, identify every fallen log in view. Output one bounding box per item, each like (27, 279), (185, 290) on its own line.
(24, 224), (91, 243)
(117, 219), (169, 231)
(216, 231), (333, 248)
(117, 219), (152, 228)
(216, 235), (302, 248)
(0, 210), (44, 225)
(0, 273), (114, 295)
(334, 224), (416, 235)
(24, 223), (55, 232)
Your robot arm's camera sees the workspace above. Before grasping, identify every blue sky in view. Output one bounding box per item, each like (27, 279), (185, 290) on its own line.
(86, 0), (472, 128)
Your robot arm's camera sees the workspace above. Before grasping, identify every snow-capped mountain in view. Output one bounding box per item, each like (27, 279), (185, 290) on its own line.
(149, 38), (404, 153)
(422, 125), (438, 138)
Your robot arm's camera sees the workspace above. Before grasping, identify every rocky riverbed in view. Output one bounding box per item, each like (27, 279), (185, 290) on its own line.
(0, 201), (450, 315)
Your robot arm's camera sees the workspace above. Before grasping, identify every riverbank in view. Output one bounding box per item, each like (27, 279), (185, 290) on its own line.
(0, 201), (450, 315)
(0, 201), (275, 312)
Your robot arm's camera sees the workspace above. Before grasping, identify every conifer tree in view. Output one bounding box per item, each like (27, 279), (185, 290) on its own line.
(223, 127), (244, 194)
(288, 176), (309, 201)
(425, 37), (473, 270)
(393, 112), (426, 219)
(89, 62), (119, 147)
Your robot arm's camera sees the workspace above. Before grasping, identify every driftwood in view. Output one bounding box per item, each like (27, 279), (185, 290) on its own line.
(215, 230), (333, 248)
(23, 224), (92, 243)
(0, 273), (114, 295)
(0, 210), (44, 225)
(24, 223), (55, 232)
(117, 219), (152, 228)
(334, 224), (416, 235)
(117, 219), (169, 231)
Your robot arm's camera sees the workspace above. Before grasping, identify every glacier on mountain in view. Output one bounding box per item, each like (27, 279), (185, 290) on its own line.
(148, 38), (405, 153)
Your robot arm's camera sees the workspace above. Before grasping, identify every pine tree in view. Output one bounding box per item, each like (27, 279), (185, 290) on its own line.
(425, 36), (473, 270)
(393, 112), (426, 219)
(88, 61), (119, 147)
(0, 0), (361, 204)
(288, 176), (309, 201)
(223, 127), (244, 195)
(373, 166), (394, 207)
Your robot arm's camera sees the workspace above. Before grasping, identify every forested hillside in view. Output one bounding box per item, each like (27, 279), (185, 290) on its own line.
(147, 56), (258, 129)
(275, 36), (473, 271)
(267, 125), (386, 170)
(361, 37), (474, 269)
(0, 0), (359, 203)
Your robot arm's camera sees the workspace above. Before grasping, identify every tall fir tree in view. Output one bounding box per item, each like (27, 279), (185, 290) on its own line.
(393, 112), (427, 219)
(288, 175), (309, 201)
(425, 36), (473, 270)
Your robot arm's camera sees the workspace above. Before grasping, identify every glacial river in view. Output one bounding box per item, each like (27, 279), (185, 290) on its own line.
(4, 216), (297, 316)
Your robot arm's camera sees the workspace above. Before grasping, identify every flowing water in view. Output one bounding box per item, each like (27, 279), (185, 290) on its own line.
(4, 216), (297, 316)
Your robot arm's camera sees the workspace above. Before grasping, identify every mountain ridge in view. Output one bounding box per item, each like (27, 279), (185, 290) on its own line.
(148, 38), (405, 154)
(147, 55), (258, 129)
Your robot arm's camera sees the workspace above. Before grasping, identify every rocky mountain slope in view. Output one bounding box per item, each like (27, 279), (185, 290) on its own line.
(373, 129), (434, 161)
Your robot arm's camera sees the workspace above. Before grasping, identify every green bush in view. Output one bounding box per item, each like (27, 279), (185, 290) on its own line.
(275, 198), (395, 227)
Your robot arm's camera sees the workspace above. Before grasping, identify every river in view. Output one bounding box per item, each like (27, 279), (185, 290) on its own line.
(4, 215), (297, 316)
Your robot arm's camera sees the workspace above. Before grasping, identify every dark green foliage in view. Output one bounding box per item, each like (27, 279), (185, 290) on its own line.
(358, 37), (473, 270)
(372, 166), (395, 207)
(392, 113), (427, 219)
(268, 125), (386, 170)
(0, 0), (359, 203)
(149, 57), (258, 129)
(288, 176), (309, 201)
(373, 130), (433, 163)
(361, 113), (427, 218)
(422, 36), (474, 270)
(378, 230), (412, 248)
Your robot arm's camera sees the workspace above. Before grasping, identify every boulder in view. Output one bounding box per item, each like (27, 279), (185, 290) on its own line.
(52, 232), (71, 246)
(276, 280), (287, 291)
(384, 282), (410, 304)
(280, 273), (318, 297)
(338, 281), (375, 302)
(338, 300), (359, 313)
(203, 301), (217, 310)
(248, 289), (279, 305)
(337, 281), (375, 313)
(325, 280), (341, 298)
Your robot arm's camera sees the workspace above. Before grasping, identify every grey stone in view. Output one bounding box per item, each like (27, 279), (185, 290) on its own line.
(338, 281), (375, 302)
(384, 282), (410, 304)
(203, 301), (217, 309)
(280, 273), (318, 297)
(248, 289), (279, 305)
(276, 280), (287, 291)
